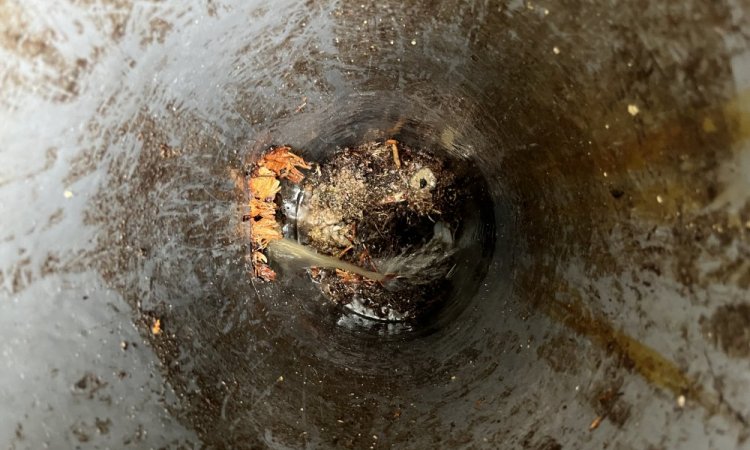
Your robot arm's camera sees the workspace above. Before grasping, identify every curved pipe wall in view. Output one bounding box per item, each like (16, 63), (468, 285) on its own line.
(1, 1), (750, 448)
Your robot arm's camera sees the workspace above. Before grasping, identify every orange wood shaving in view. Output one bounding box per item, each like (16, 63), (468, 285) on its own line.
(251, 216), (282, 248)
(335, 269), (362, 284)
(260, 146), (312, 183)
(386, 139), (401, 169)
(254, 263), (277, 281)
(248, 146), (310, 281)
(251, 251), (268, 265)
(249, 198), (277, 218)
(249, 174), (281, 201)
(589, 415), (603, 431)
(251, 251), (276, 281)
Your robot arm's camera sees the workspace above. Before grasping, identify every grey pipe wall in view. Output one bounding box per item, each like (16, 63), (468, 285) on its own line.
(2, 0), (750, 448)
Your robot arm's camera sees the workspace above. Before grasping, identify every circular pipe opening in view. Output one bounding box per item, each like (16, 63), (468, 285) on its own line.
(260, 126), (496, 333)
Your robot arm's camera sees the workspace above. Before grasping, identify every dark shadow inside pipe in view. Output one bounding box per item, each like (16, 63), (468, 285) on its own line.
(285, 113), (498, 335)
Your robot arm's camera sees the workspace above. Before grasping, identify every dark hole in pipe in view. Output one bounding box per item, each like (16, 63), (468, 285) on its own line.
(265, 136), (496, 329)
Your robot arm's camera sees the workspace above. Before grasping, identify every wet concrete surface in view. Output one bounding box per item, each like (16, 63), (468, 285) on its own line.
(1, 0), (750, 448)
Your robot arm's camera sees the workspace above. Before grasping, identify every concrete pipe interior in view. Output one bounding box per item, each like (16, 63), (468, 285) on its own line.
(2, 1), (750, 448)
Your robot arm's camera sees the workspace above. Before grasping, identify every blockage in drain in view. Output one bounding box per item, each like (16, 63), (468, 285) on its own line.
(248, 140), (466, 322)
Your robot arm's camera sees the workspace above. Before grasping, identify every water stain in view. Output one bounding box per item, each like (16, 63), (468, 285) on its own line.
(547, 282), (748, 430)
(536, 334), (578, 374)
(701, 303), (750, 359)
(139, 17), (173, 47)
(547, 285), (693, 395)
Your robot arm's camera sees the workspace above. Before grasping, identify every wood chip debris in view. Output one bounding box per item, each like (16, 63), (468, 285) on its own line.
(295, 96), (308, 113)
(335, 269), (362, 284)
(589, 415), (603, 431)
(386, 139), (401, 169)
(151, 319), (161, 335)
(259, 146), (311, 183)
(248, 146), (310, 281)
(334, 268), (377, 286)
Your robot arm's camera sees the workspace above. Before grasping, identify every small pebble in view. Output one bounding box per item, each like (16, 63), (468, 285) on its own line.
(628, 104), (640, 116)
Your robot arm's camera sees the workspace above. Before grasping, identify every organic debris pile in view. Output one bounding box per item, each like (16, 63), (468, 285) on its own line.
(246, 140), (463, 322)
(297, 140), (462, 321)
